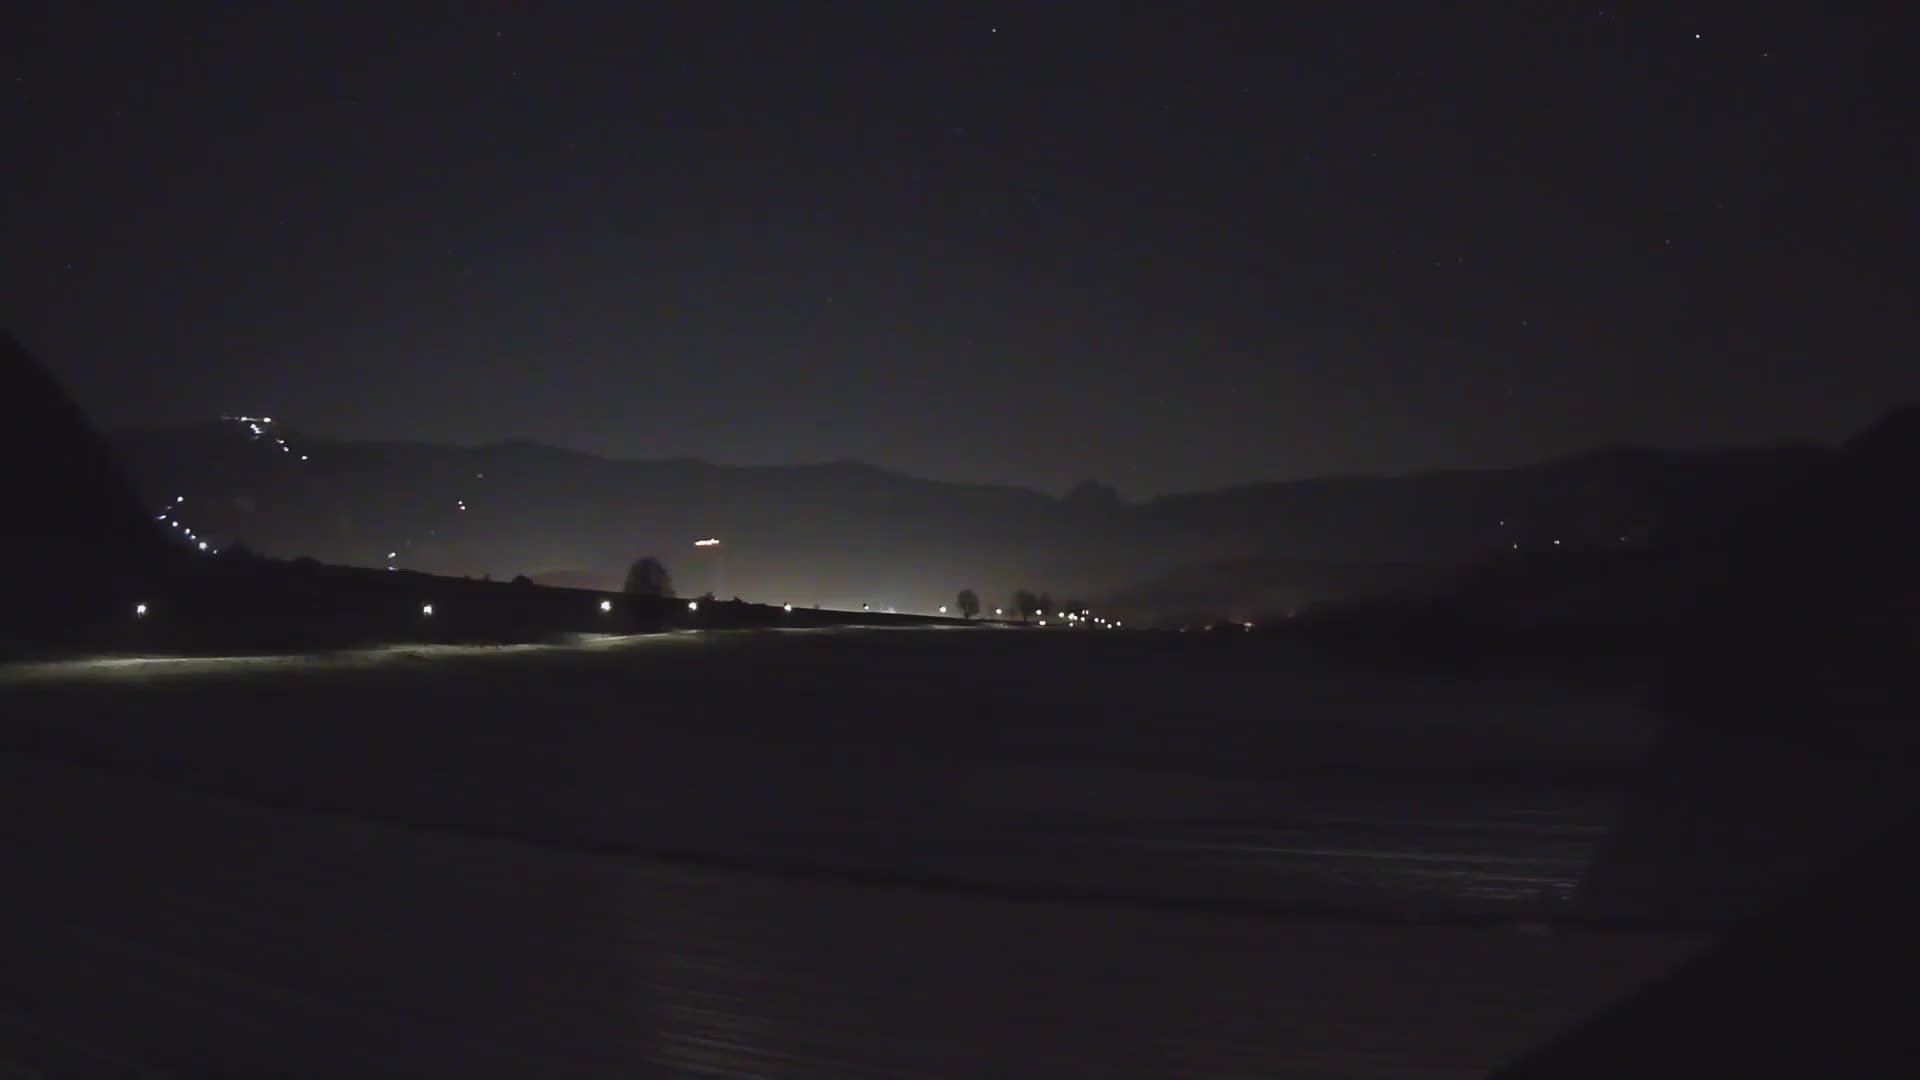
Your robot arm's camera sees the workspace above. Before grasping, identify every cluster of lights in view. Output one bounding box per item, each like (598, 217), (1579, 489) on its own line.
(1030, 606), (1123, 629)
(231, 415), (489, 573)
(154, 495), (219, 555)
(226, 415), (310, 462)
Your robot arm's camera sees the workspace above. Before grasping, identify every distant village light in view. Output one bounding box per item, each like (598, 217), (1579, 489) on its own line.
(134, 602), (147, 617)
(599, 599), (613, 613)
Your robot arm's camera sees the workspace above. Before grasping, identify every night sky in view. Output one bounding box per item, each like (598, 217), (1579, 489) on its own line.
(5, 3), (1914, 496)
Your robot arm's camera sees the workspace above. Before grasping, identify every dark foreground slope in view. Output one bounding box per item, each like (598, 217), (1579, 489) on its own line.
(1494, 806), (1920, 1078)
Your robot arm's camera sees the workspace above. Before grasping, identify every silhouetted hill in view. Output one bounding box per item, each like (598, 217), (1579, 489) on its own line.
(1, 331), (167, 561)
(1, 330), (181, 648)
(100, 420), (1833, 613)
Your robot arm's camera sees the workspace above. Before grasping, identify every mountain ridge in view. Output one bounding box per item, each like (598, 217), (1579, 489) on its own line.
(109, 418), (1840, 503)
(102, 417), (1844, 616)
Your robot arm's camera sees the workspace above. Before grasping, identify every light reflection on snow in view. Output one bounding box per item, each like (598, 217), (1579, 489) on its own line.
(0, 626), (977, 685)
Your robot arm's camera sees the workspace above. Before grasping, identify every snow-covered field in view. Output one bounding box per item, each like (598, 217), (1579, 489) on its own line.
(1, 628), (1714, 1075)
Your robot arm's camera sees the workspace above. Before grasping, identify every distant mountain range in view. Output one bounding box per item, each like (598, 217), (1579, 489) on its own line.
(100, 419), (1835, 620)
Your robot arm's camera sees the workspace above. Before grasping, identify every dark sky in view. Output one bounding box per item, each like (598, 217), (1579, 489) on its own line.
(4, 2), (1914, 495)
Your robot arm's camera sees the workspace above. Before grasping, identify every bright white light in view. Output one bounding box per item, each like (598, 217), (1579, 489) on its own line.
(262, 416), (272, 423)
(687, 600), (699, 611)
(693, 537), (720, 547)
(1553, 539), (1562, 546)
(599, 599), (613, 613)
(1115, 622), (1122, 628)
(994, 608), (1003, 615)
(134, 603), (147, 617)
(938, 605), (947, 613)
(387, 551), (398, 559)
(173, 522), (182, 529)
(1038, 619), (1047, 626)
(783, 603), (793, 612)
(197, 541), (208, 551)
(1512, 543), (1519, 550)
(421, 603), (434, 616)
(300, 455), (308, 461)
(175, 495), (184, 503)
(1057, 612), (1065, 619)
